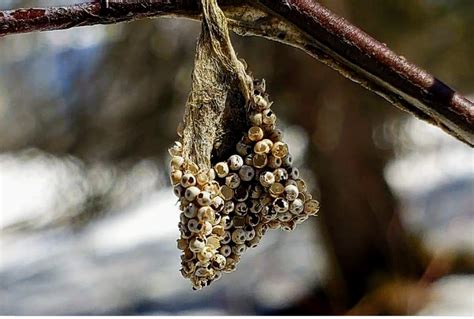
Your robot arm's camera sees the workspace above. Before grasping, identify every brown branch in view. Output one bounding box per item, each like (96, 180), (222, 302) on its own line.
(0, 1), (202, 34)
(255, 0), (474, 146)
(0, 0), (472, 146)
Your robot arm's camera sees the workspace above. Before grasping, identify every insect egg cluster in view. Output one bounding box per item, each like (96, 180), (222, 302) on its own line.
(169, 79), (319, 290)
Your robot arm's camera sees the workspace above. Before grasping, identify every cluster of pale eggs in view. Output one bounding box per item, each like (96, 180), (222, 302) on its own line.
(169, 80), (319, 290)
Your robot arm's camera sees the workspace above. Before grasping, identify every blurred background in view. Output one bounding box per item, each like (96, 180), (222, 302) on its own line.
(0, 0), (473, 315)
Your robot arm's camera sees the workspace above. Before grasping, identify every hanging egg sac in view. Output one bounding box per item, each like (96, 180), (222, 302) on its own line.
(167, 0), (319, 290)
(169, 79), (319, 290)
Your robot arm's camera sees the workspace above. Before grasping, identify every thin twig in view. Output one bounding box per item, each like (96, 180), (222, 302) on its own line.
(0, 0), (472, 145)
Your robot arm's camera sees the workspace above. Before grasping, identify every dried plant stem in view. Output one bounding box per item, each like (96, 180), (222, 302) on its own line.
(0, 0), (472, 146)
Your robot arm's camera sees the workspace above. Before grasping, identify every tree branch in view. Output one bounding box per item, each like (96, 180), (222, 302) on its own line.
(255, 0), (474, 146)
(0, 0), (472, 146)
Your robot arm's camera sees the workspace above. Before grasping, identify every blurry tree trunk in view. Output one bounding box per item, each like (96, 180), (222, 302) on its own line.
(310, 101), (425, 308)
(266, 44), (426, 313)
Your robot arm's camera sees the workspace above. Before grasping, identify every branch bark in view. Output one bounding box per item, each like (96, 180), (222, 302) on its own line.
(0, 0), (472, 146)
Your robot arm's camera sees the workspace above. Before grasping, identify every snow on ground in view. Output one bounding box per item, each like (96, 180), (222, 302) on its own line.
(0, 150), (326, 315)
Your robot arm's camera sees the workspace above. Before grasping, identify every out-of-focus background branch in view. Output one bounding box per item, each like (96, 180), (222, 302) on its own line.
(0, 0), (473, 315)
